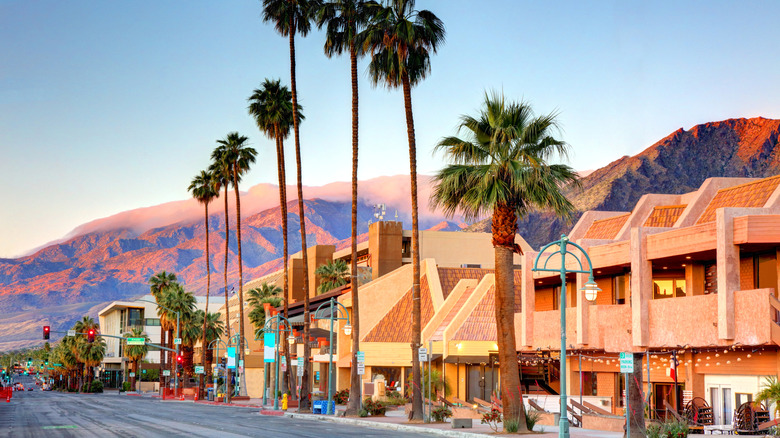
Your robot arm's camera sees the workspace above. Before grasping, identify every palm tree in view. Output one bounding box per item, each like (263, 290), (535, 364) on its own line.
(262, 0), (321, 410)
(360, 0), (445, 420)
(248, 78), (304, 397)
(756, 376), (780, 418)
(314, 259), (349, 294)
(212, 132), (257, 397)
(149, 271), (178, 389)
(73, 316), (99, 391)
(180, 309), (203, 385)
(159, 283), (197, 379)
(247, 283), (283, 338)
(123, 327), (150, 392)
(430, 92), (579, 432)
(188, 170), (218, 396)
(316, 0), (378, 415)
(200, 311), (225, 385)
(77, 337), (106, 391)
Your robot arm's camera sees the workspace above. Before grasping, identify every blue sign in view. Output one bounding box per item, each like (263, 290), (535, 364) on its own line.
(315, 371), (320, 381)
(227, 347), (237, 369)
(264, 332), (275, 363)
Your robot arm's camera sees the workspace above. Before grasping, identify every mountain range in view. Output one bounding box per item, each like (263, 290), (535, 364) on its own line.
(2, 116), (779, 350)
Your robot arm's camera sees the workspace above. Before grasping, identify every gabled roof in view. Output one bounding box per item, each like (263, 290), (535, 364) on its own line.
(437, 267), (492, 299)
(363, 275), (434, 343)
(448, 272), (522, 342)
(644, 205), (687, 227)
(583, 213), (630, 239)
(696, 175), (780, 224)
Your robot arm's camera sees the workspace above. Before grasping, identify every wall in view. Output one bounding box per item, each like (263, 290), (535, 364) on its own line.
(417, 230), (527, 269)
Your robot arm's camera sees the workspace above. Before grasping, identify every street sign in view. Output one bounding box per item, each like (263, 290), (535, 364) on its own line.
(162, 370), (171, 377)
(142, 369), (146, 374)
(194, 366), (204, 374)
(297, 358), (304, 377)
(356, 351), (365, 363)
(264, 333), (275, 363)
(126, 337), (145, 345)
(173, 338), (182, 345)
(418, 347), (428, 362)
(67, 330), (76, 337)
(129, 372), (135, 377)
(619, 352), (634, 373)
(357, 363), (365, 375)
(227, 347), (236, 369)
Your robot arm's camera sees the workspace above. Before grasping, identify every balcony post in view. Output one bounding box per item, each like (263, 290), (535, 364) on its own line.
(631, 228), (651, 347)
(716, 209), (739, 340)
(521, 250), (536, 347)
(575, 241), (590, 346)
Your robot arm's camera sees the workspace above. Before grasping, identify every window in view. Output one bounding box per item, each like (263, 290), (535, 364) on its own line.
(653, 278), (686, 299)
(614, 275), (626, 304)
(128, 308), (143, 327)
(755, 253), (778, 291)
(144, 318), (161, 326)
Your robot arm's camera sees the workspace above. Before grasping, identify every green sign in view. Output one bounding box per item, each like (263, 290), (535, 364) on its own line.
(126, 337), (145, 345)
(619, 352), (634, 373)
(194, 366), (204, 374)
(129, 372), (135, 377)
(162, 370), (170, 377)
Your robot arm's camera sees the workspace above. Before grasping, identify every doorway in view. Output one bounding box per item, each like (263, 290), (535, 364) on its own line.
(466, 364), (498, 402)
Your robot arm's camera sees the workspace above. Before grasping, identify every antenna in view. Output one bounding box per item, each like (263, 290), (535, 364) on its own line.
(373, 203), (386, 222)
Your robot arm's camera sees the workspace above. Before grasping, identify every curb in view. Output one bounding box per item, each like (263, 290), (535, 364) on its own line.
(283, 413), (488, 438)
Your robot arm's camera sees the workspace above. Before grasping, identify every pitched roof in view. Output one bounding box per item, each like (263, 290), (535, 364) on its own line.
(430, 287), (475, 341)
(696, 175), (780, 224)
(583, 213), (630, 240)
(437, 267), (492, 299)
(644, 205), (687, 228)
(363, 274), (434, 343)
(450, 273), (522, 342)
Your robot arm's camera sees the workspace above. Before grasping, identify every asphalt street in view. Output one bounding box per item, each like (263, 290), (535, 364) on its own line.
(0, 381), (429, 438)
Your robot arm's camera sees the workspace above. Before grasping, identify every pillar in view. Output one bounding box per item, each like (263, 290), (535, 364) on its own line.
(575, 243), (590, 345)
(716, 209), (739, 340)
(521, 250), (536, 347)
(631, 228), (652, 347)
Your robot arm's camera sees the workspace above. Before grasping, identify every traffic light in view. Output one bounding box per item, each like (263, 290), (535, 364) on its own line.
(176, 355), (183, 364)
(87, 329), (95, 343)
(43, 326), (50, 340)
(220, 357), (226, 367)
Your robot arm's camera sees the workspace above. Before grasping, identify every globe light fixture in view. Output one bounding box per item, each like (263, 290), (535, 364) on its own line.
(581, 276), (601, 302)
(287, 335), (296, 345)
(343, 324), (352, 336)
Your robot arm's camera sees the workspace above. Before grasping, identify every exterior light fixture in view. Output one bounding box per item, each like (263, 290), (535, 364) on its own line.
(343, 324), (352, 336)
(581, 276), (601, 302)
(287, 335), (296, 345)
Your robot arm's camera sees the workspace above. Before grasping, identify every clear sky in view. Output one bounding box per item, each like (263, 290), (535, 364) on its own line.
(2, 0), (779, 257)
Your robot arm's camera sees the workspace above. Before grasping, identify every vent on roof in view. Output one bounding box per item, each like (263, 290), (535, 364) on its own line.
(461, 264), (481, 268)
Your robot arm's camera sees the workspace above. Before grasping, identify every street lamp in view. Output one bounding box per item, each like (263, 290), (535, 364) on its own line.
(207, 338), (227, 402)
(533, 234), (601, 438)
(262, 313), (292, 410)
(314, 298), (351, 415)
(135, 299), (180, 397)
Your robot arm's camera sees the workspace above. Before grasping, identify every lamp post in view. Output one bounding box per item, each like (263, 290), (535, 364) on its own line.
(533, 235), (601, 438)
(314, 298), (351, 415)
(207, 338), (226, 402)
(263, 313), (292, 410)
(227, 334), (248, 400)
(135, 299), (180, 397)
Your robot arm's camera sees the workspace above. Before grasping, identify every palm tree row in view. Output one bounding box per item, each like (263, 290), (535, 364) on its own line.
(47, 316), (105, 392)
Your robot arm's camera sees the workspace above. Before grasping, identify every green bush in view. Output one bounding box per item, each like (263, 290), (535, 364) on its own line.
(333, 388), (349, 404)
(647, 418), (688, 438)
(431, 406), (452, 422)
(90, 380), (103, 393)
(81, 382), (91, 393)
(505, 418), (519, 433)
(525, 409), (541, 431)
(385, 391), (406, 406)
(122, 381), (131, 392)
(358, 408), (368, 417)
(362, 397), (387, 416)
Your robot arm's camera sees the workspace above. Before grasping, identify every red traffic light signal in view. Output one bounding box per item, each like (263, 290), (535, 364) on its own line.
(43, 326), (50, 340)
(176, 355), (183, 364)
(87, 329), (95, 343)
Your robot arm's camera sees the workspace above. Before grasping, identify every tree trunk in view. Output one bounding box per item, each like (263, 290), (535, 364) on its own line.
(159, 331), (166, 392)
(289, 22), (312, 413)
(276, 133), (294, 398)
(345, 43), (362, 417)
(626, 354), (646, 437)
(401, 72), (423, 421)
(232, 167), (248, 397)
(223, 185), (232, 399)
(199, 202), (211, 399)
(133, 359), (138, 392)
(492, 203), (527, 432)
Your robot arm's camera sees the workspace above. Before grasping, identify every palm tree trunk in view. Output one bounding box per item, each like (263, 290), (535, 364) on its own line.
(401, 72), (423, 421)
(232, 167), (248, 397)
(200, 203), (211, 399)
(159, 331), (166, 392)
(289, 22), (311, 413)
(346, 43), (361, 417)
(492, 203), (527, 432)
(275, 133), (293, 398)
(223, 185), (232, 399)
(133, 359), (138, 392)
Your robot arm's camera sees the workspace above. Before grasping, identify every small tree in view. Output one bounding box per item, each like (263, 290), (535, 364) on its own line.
(314, 260), (349, 294)
(756, 376), (780, 417)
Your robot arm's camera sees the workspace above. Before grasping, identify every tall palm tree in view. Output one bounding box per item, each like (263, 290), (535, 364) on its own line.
(123, 327), (150, 392)
(247, 283), (283, 338)
(77, 337), (106, 390)
(159, 283), (197, 378)
(262, 0), (321, 410)
(149, 271), (178, 389)
(188, 170), (218, 395)
(316, 0), (378, 415)
(180, 309), (203, 385)
(212, 132), (257, 397)
(73, 316), (99, 391)
(314, 259), (349, 294)
(360, 0), (445, 420)
(430, 92), (579, 432)
(248, 79), (304, 396)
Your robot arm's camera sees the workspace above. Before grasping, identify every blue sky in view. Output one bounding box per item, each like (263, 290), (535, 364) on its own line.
(2, 0), (779, 257)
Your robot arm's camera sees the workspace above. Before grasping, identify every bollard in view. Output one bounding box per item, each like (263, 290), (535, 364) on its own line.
(282, 393), (288, 410)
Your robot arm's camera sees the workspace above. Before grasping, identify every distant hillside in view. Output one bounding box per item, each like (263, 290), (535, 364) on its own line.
(467, 117), (780, 248)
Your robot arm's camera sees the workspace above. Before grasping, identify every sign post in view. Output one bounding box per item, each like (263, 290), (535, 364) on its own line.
(619, 352), (634, 437)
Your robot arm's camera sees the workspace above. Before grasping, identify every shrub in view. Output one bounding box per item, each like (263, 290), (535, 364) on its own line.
(362, 397), (387, 416)
(525, 409), (541, 431)
(647, 418), (688, 438)
(358, 408), (369, 417)
(431, 406), (452, 423)
(385, 391), (406, 406)
(481, 408), (502, 432)
(505, 418), (519, 433)
(81, 382), (91, 393)
(333, 388), (349, 404)
(122, 381), (131, 392)
(90, 380), (103, 393)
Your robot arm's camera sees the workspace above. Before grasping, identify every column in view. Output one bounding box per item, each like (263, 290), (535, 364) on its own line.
(716, 209), (739, 340)
(631, 228), (652, 347)
(521, 251), (536, 347)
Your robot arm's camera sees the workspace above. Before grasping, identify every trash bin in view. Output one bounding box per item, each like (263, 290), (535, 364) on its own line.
(206, 388), (214, 401)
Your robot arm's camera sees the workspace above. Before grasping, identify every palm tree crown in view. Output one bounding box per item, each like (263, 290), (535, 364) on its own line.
(263, 0), (321, 38)
(318, 0), (378, 57)
(360, 0), (445, 88)
(314, 259), (349, 294)
(248, 79), (304, 141)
